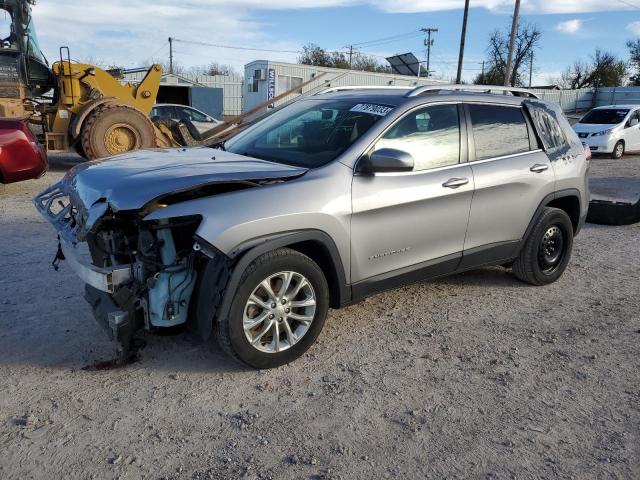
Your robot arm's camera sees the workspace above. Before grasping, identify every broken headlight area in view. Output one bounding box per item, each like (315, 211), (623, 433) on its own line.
(82, 213), (207, 362)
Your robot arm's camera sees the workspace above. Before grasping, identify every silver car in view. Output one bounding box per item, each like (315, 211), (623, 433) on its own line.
(35, 85), (590, 368)
(573, 105), (640, 158)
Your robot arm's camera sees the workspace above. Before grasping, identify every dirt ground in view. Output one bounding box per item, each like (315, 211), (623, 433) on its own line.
(1, 153), (639, 480)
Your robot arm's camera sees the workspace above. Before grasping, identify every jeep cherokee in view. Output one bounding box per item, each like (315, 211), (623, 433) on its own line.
(35, 85), (590, 368)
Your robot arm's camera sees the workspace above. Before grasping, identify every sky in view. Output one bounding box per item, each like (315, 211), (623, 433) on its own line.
(26, 0), (640, 84)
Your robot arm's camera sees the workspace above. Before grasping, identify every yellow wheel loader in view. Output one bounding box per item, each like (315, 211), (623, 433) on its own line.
(0, 0), (169, 160)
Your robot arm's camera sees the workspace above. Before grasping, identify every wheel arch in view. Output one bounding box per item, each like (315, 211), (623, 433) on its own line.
(69, 97), (117, 139)
(224, 230), (350, 309)
(520, 189), (583, 253)
(196, 230), (351, 341)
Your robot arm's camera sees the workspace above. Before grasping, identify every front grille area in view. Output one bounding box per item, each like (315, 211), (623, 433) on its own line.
(33, 183), (86, 244)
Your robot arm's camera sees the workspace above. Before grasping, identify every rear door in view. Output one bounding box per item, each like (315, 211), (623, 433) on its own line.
(351, 103), (474, 283)
(461, 103), (555, 264)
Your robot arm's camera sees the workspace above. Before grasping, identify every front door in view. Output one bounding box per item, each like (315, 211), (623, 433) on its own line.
(351, 103), (474, 284)
(623, 110), (640, 152)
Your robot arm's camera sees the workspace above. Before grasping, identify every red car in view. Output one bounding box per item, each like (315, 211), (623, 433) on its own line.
(0, 119), (48, 184)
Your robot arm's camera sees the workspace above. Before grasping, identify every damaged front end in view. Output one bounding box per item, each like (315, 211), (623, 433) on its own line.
(35, 183), (210, 364)
(33, 149), (308, 363)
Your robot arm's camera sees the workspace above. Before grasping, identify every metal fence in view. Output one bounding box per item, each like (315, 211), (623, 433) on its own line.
(530, 87), (640, 113)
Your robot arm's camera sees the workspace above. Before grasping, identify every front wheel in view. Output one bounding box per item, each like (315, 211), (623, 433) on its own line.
(215, 248), (329, 369)
(611, 141), (625, 159)
(512, 207), (574, 286)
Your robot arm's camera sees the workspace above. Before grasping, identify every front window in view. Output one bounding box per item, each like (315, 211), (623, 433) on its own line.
(375, 104), (461, 171)
(226, 100), (392, 168)
(580, 109), (629, 125)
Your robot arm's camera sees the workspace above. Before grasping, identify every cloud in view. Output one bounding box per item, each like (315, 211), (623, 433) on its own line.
(627, 21), (640, 36)
(368, 0), (638, 14)
(555, 19), (583, 34)
(27, 0), (637, 73)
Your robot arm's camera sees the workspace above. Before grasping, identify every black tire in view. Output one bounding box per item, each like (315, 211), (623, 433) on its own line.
(611, 140), (625, 159)
(214, 248), (329, 369)
(81, 104), (156, 160)
(512, 207), (574, 286)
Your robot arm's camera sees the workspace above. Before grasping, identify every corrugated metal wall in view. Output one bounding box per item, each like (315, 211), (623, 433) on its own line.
(121, 71), (243, 117)
(530, 88), (594, 112)
(190, 74), (243, 117)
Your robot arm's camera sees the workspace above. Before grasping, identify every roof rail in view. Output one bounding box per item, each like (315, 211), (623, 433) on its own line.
(405, 84), (540, 99)
(315, 85), (412, 96)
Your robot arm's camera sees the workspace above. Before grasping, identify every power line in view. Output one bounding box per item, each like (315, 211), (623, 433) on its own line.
(350, 30), (423, 48)
(615, 0), (640, 9)
(173, 38), (301, 54)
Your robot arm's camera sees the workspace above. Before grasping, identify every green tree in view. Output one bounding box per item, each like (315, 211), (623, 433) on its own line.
(298, 43), (391, 73)
(627, 39), (640, 86)
(559, 49), (627, 88)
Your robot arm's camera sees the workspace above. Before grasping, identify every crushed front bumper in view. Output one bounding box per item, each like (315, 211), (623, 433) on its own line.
(60, 239), (133, 294)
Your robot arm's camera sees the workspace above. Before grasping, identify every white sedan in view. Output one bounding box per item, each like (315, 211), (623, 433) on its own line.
(572, 105), (640, 159)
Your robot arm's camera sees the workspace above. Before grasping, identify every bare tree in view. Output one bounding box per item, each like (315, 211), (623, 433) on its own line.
(558, 49), (627, 88)
(474, 23), (541, 86)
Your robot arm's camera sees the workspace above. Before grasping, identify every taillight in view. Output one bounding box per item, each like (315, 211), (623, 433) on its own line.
(582, 142), (592, 161)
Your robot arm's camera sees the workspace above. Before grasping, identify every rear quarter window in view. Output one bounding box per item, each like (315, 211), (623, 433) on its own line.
(525, 102), (570, 153)
(468, 104), (531, 161)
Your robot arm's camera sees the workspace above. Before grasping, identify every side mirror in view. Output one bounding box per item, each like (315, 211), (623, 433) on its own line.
(630, 118), (639, 127)
(357, 148), (415, 174)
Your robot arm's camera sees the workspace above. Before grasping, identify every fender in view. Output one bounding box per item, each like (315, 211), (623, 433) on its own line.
(196, 230), (351, 341)
(519, 188), (583, 254)
(69, 97), (117, 139)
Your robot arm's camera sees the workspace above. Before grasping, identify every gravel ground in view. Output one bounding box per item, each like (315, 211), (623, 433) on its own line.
(0, 154), (639, 480)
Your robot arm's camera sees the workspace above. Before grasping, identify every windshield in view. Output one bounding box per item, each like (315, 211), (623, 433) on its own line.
(226, 99), (393, 168)
(580, 109), (629, 125)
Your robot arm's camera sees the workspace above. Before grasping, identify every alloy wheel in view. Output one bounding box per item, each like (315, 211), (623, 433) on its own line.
(243, 271), (316, 353)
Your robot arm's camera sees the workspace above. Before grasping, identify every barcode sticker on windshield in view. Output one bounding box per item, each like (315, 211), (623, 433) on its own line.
(350, 104), (393, 116)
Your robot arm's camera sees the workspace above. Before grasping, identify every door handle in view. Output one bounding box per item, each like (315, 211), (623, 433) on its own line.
(530, 164), (549, 173)
(442, 178), (469, 189)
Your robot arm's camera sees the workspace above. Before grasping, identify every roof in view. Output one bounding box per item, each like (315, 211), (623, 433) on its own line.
(310, 84), (539, 107)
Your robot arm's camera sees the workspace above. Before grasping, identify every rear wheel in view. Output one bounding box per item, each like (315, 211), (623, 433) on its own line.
(611, 140), (625, 159)
(513, 207), (574, 286)
(81, 104), (155, 160)
(214, 248), (329, 369)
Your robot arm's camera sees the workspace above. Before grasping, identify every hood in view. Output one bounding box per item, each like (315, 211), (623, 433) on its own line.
(573, 123), (622, 134)
(61, 147), (308, 213)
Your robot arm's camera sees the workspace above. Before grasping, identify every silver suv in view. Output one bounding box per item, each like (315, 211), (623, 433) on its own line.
(35, 85), (590, 368)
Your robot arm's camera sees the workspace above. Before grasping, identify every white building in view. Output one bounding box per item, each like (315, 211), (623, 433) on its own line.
(243, 60), (449, 112)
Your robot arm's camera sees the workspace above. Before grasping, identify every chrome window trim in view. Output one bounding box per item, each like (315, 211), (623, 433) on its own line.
(467, 149), (543, 166)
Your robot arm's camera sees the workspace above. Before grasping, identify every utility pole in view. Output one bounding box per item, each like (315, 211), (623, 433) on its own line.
(480, 61), (486, 77)
(348, 45), (354, 69)
(456, 0), (470, 84)
(504, 0), (521, 87)
(528, 51), (534, 87)
(421, 27), (438, 78)
(168, 37), (174, 74)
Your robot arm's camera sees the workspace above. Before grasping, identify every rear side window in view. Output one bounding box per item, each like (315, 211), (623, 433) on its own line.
(468, 104), (531, 161)
(527, 105), (568, 152)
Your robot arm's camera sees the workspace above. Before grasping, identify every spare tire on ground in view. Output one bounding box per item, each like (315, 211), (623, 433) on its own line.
(587, 177), (640, 226)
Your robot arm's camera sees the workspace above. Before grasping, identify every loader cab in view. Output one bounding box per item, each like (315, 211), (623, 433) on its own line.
(0, 0), (54, 98)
